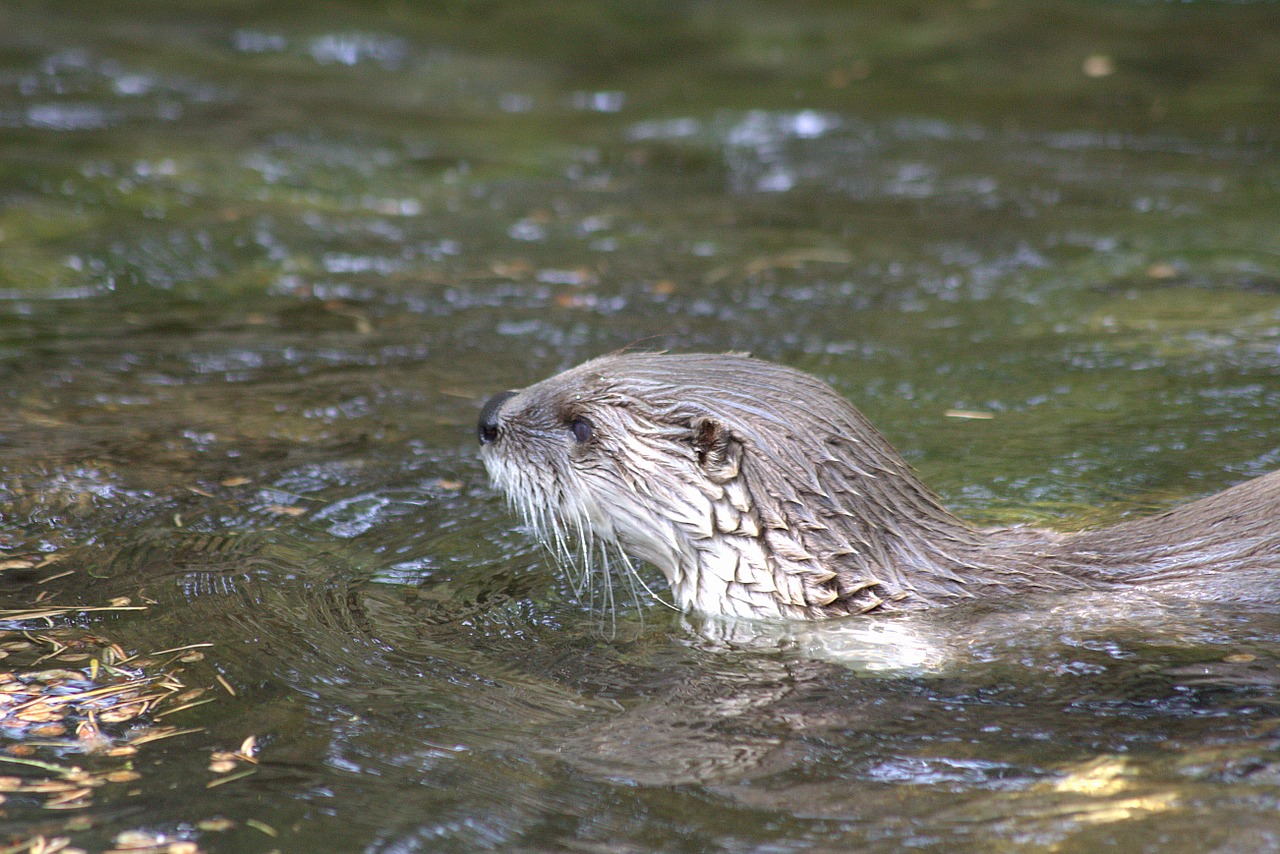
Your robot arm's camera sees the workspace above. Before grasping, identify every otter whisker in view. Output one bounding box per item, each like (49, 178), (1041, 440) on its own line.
(598, 545), (618, 638)
(613, 548), (679, 613)
(570, 519), (596, 603)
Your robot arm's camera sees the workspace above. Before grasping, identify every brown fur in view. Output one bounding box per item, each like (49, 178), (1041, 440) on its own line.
(478, 353), (1280, 620)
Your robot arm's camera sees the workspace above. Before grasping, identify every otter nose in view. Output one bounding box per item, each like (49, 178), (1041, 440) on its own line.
(477, 390), (518, 445)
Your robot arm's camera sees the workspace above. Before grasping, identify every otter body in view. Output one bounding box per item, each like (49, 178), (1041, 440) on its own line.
(478, 353), (1280, 620)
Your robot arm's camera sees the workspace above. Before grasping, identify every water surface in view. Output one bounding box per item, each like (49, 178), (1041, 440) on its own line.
(1, 2), (1279, 851)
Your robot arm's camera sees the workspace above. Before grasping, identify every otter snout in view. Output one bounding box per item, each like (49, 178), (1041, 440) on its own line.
(477, 389), (519, 445)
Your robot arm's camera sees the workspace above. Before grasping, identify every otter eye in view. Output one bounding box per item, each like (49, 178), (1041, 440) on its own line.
(568, 416), (593, 444)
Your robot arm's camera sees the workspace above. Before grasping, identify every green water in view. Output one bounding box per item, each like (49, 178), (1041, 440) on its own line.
(1, 1), (1279, 851)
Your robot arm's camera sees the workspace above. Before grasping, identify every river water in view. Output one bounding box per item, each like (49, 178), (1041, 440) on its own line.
(2, 2), (1279, 851)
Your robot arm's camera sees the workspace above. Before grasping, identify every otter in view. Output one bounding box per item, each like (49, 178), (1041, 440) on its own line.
(477, 352), (1280, 620)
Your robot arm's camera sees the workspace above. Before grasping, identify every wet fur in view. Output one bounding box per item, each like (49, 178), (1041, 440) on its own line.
(479, 353), (1280, 620)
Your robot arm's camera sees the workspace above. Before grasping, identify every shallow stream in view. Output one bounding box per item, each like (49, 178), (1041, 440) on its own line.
(2, 2), (1279, 851)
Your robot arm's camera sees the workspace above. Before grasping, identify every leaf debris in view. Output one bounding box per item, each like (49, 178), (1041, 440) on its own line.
(0, 608), (221, 824)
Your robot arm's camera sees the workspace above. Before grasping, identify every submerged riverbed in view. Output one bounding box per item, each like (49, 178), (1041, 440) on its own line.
(2, 1), (1280, 851)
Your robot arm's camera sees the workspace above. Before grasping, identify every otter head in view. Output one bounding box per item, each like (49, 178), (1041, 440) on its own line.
(478, 353), (976, 619)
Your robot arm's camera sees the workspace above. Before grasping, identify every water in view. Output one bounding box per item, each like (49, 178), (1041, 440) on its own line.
(1, 1), (1279, 851)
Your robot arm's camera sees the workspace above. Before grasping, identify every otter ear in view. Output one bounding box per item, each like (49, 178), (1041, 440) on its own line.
(690, 416), (742, 483)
